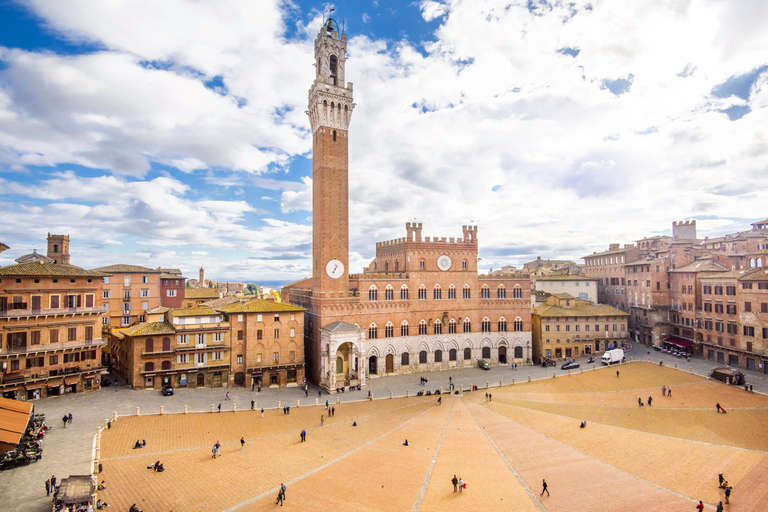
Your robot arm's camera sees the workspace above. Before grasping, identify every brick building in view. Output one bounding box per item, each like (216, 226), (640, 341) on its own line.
(534, 274), (599, 304)
(91, 265), (163, 327)
(283, 20), (532, 392)
(532, 294), (629, 362)
(0, 239), (106, 400)
(182, 288), (220, 308)
(159, 273), (186, 309)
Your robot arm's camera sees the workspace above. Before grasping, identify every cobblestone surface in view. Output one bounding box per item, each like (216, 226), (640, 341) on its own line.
(2, 349), (766, 511)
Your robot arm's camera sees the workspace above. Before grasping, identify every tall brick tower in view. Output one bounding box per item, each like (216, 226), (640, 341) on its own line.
(46, 233), (70, 265)
(308, 18), (355, 296)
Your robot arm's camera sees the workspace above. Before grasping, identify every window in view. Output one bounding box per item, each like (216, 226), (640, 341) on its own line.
(481, 286), (490, 299)
(385, 287), (394, 301)
(743, 326), (755, 337)
(124, 276), (131, 287)
(419, 321), (428, 335)
(545, 325), (550, 332)
(481, 318), (491, 333)
(257, 314), (263, 322)
(197, 353), (206, 365)
(714, 286), (723, 295)
(144, 362), (154, 372)
(449, 348), (457, 361)
(49, 329), (58, 343)
(211, 351), (224, 361)
(368, 287), (378, 301)
(49, 355), (58, 365)
(513, 286), (522, 298)
(726, 286), (736, 296)
(448, 286), (456, 299)
(497, 287), (506, 299)
(419, 351), (427, 364)
(274, 328), (280, 338)
(103, 290), (111, 299)
(498, 319), (507, 332)
(103, 276), (110, 284)
(744, 302), (752, 312)
(290, 328), (295, 338)
(122, 316), (132, 326)
(418, 286), (427, 300)
(30, 331), (41, 345)
(177, 334), (189, 344)
(704, 302), (712, 312)
(401, 353), (409, 366)
(463, 319), (471, 332)
(177, 354), (189, 364)
(140, 289), (150, 298)
(166, 290), (177, 297)
(762, 303), (768, 314)
(273, 352), (279, 362)
(419, 260), (425, 270)
(289, 351), (295, 361)
(464, 347), (471, 360)
(715, 304), (723, 314)
(237, 330), (244, 340)
(514, 319), (523, 331)
(385, 323), (394, 338)
(435, 350), (442, 363)
(433, 321), (442, 335)
(213, 333), (224, 343)
(462, 261), (467, 269)
(141, 301), (149, 310)
(401, 322), (409, 336)
(368, 324), (378, 339)
(727, 323), (737, 334)
(463, 286), (471, 299)
(400, 286), (409, 300)
(257, 329), (263, 340)
(703, 285), (712, 294)
(68, 327), (77, 341)
(433, 286), (441, 300)
(449, 319), (457, 334)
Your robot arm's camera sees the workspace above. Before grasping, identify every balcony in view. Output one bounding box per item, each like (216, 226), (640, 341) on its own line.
(122, 296), (131, 302)
(0, 306), (104, 319)
(0, 338), (106, 356)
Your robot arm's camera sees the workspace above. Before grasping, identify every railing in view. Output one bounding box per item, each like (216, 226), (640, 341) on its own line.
(0, 338), (106, 355)
(0, 306), (104, 318)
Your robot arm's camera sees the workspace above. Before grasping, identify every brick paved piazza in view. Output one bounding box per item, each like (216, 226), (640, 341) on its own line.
(4, 354), (768, 511)
(96, 362), (767, 511)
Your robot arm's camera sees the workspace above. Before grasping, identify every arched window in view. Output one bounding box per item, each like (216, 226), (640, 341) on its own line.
(419, 320), (428, 335)
(368, 286), (378, 301)
(401, 352), (409, 366)
(368, 324), (378, 339)
(385, 261), (389, 272)
(419, 260), (425, 270)
(144, 362), (154, 372)
(433, 285), (442, 300)
(401, 321), (409, 337)
(482, 346), (491, 358)
(463, 319), (471, 333)
(400, 285), (409, 300)
(498, 318), (507, 332)
(162, 337), (171, 351)
(435, 350), (443, 363)
(513, 286), (522, 299)
(481, 286), (490, 299)
(463, 285), (471, 299)
(448, 319), (457, 334)
(514, 346), (523, 358)
(418, 285), (427, 300)
(385, 286), (394, 301)
(145, 338), (154, 353)
(449, 348), (457, 361)
(161, 360), (171, 370)
(53, 244), (58, 253)
(395, 260), (400, 271)
(463, 347), (471, 360)
(448, 285), (456, 299)
(384, 322), (394, 338)
(481, 318), (491, 333)
(433, 320), (442, 335)
(497, 286), (506, 299)
(419, 350), (427, 364)
(329, 55), (338, 85)
(514, 318), (524, 331)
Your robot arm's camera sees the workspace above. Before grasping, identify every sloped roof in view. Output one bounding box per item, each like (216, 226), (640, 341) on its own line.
(203, 296), (243, 309)
(146, 306), (169, 314)
(220, 299), (304, 313)
(0, 397), (33, 451)
(185, 288), (220, 299)
(738, 268), (768, 281)
(281, 277), (313, 290)
(321, 321), (362, 332)
(552, 293), (577, 299)
(160, 273), (187, 279)
(169, 307), (220, 318)
(534, 303), (630, 318)
(91, 264), (160, 274)
(536, 274), (598, 282)
(669, 259), (728, 273)
(0, 261), (104, 277)
(120, 321), (175, 337)
(15, 250), (54, 264)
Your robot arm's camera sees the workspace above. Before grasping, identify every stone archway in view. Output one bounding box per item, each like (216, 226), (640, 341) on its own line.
(369, 355), (378, 375)
(234, 372), (245, 387)
(498, 346), (507, 364)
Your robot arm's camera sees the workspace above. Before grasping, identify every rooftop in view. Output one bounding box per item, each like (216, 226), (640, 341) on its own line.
(169, 307), (221, 318)
(91, 264), (161, 274)
(119, 321), (175, 337)
(185, 288), (221, 299)
(534, 303), (630, 318)
(536, 274), (598, 282)
(0, 261), (105, 277)
(220, 299), (305, 314)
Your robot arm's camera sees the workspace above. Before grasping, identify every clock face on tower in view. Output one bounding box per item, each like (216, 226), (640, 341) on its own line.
(326, 259), (345, 279)
(437, 255), (452, 271)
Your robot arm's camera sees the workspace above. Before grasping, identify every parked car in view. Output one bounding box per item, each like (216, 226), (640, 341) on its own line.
(161, 385), (174, 396)
(478, 359), (490, 370)
(561, 361), (580, 370)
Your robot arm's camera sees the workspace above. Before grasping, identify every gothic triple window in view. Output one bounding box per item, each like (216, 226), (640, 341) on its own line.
(448, 285), (456, 299)
(419, 320), (428, 335)
(368, 286), (378, 301)
(418, 286), (427, 300)
(385, 286), (394, 301)
(514, 318), (524, 331)
(497, 286), (506, 299)
(385, 322), (394, 338)
(368, 324), (378, 339)
(463, 319), (472, 333)
(513, 286), (522, 299)
(481, 318), (491, 333)
(481, 286), (490, 299)
(401, 321), (409, 337)
(401, 285), (409, 300)
(498, 318), (507, 332)
(433, 285), (441, 300)
(434, 320), (442, 335)
(463, 285), (471, 299)
(448, 319), (457, 334)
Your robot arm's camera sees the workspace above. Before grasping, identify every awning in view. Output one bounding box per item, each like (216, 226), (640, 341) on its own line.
(64, 376), (80, 384)
(24, 384), (43, 390)
(0, 396), (34, 451)
(664, 337), (693, 349)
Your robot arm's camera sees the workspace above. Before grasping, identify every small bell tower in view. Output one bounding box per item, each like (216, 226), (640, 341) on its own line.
(308, 18), (356, 296)
(46, 233), (70, 265)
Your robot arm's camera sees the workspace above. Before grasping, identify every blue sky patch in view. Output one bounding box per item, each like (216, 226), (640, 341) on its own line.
(711, 65), (767, 101)
(601, 74), (634, 96)
(557, 47), (580, 57)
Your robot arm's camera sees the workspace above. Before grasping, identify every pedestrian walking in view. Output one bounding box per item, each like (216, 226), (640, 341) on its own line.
(616, 370), (620, 377)
(648, 396), (652, 406)
(331, 406), (335, 416)
(718, 473), (724, 487)
(716, 403), (721, 413)
(240, 437), (245, 450)
(541, 479), (549, 496)
(305, 388), (308, 397)
(325, 399), (329, 408)
(62, 415), (68, 428)
(281, 482), (286, 500)
(251, 400), (255, 410)
(452, 474), (458, 492)
(275, 488), (284, 506)
(716, 501), (724, 512)
(662, 385), (666, 396)
(489, 393), (492, 401)
(261, 408), (264, 417)
(51, 476), (57, 489)
(225, 392), (230, 400)
(437, 397), (442, 405)
(668, 387), (672, 396)
(218, 403), (221, 413)
(318, 390), (322, 398)
(458, 477), (463, 493)
(638, 398), (644, 407)
(68, 413), (73, 424)
(45, 479), (51, 496)
(251, 382), (255, 391)
(485, 392), (488, 400)
(697, 500), (704, 511)
(725, 485), (731, 504)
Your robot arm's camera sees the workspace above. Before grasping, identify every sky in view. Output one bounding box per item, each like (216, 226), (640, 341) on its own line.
(0, 0), (766, 285)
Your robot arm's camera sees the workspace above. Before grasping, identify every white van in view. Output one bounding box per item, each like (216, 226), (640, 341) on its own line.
(601, 348), (624, 365)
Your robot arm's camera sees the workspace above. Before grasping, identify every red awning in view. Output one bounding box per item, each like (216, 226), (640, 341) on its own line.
(664, 337), (693, 348)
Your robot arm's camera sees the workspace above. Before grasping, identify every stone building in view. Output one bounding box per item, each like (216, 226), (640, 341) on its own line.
(0, 238), (106, 399)
(522, 256), (576, 277)
(534, 274), (599, 304)
(532, 294), (629, 362)
(283, 20), (532, 392)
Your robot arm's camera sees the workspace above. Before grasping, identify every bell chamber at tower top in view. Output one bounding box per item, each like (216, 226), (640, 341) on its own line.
(307, 18), (356, 133)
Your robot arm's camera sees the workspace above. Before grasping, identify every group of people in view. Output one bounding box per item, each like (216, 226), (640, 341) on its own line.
(275, 483), (287, 506)
(419, 376), (429, 385)
(61, 413), (73, 428)
(132, 440), (146, 449)
(718, 473), (732, 505)
(451, 475), (466, 493)
(662, 385), (672, 396)
(145, 461), (164, 472)
(638, 396), (653, 406)
(282, 405), (291, 414)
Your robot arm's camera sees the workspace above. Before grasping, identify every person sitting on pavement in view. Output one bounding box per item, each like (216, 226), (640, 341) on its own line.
(403, 439), (409, 446)
(133, 440), (142, 449)
(97, 481), (106, 490)
(580, 421), (587, 428)
(96, 499), (110, 509)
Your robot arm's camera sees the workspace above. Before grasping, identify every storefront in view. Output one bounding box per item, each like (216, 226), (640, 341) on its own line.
(64, 376), (79, 394)
(25, 385), (42, 400)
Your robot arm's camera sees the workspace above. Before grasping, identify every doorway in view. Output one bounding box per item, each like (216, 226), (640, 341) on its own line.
(385, 354), (394, 373)
(498, 346), (507, 364)
(369, 355), (378, 375)
(197, 373), (205, 387)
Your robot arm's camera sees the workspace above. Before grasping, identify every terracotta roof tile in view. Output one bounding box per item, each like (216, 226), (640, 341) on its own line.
(184, 288), (220, 299)
(120, 322), (175, 337)
(534, 303), (630, 318)
(169, 307), (220, 318)
(90, 264), (160, 273)
(219, 299), (305, 314)
(0, 261), (105, 277)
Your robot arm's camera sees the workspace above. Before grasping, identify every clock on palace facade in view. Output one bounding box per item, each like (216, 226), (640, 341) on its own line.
(437, 254), (452, 271)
